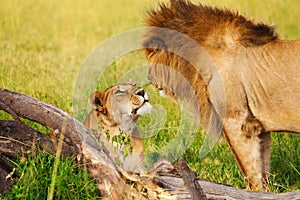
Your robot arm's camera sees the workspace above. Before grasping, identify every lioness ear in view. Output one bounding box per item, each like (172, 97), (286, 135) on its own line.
(88, 91), (105, 112)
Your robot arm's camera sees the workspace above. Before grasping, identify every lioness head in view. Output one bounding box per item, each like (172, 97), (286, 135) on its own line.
(84, 81), (152, 133)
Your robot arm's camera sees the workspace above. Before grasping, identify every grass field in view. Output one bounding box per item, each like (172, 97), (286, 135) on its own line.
(0, 0), (299, 199)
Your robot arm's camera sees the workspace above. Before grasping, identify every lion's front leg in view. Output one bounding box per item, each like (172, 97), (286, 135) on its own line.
(223, 118), (271, 191)
(259, 132), (271, 189)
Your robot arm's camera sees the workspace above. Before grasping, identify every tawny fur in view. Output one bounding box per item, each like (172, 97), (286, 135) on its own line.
(84, 82), (152, 172)
(143, 0), (300, 191)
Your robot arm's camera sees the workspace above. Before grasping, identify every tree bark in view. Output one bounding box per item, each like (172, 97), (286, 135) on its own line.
(0, 88), (300, 200)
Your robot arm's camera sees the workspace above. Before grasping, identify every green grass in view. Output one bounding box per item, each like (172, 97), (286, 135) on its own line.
(0, 0), (299, 198)
(3, 154), (100, 200)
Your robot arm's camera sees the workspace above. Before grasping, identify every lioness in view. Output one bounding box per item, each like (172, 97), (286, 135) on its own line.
(143, 0), (300, 191)
(84, 82), (152, 172)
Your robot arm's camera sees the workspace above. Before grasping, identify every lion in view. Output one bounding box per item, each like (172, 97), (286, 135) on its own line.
(84, 82), (152, 172)
(143, 0), (300, 191)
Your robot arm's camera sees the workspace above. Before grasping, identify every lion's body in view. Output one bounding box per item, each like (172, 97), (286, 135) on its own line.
(84, 82), (152, 172)
(219, 40), (300, 133)
(143, 0), (300, 191)
(232, 41), (300, 133)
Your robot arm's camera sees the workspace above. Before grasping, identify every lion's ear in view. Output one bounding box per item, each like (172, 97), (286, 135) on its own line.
(143, 36), (168, 54)
(88, 91), (105, 112)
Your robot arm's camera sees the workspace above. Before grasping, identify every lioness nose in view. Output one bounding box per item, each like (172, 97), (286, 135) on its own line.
(136, 89), (145, 97)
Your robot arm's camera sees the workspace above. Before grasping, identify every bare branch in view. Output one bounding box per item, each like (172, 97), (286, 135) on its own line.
(178, 158), (207, 200)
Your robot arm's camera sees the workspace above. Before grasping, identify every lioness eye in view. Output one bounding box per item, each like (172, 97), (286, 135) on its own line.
(114, 89), (125, 95)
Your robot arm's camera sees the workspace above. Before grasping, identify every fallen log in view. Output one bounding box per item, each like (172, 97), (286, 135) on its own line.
(0, 154), (16, 194)
(0, 120), (74, 157)
(0, 88), (299, 199)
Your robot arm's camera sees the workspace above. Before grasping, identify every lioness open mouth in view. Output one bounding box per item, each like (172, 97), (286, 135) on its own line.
(133, 101), (152, 115)
(131, 88), (152, 115)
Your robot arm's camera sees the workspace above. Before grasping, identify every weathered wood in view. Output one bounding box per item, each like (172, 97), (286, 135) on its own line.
(0, 154), (16, 194)
(0, 120), (74, 157)
(178, 158), (207, 200)
(1, 88), (300, 200)
(156, 176), (300, 200)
